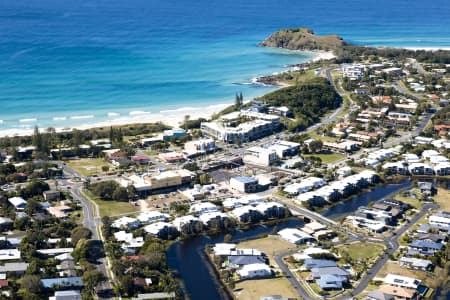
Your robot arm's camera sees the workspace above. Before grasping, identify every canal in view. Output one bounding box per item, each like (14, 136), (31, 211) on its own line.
(167, 219), (304, 300)
(167, 178), (450, 300)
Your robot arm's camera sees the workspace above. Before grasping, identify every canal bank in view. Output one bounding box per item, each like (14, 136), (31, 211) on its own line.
(167, 219), (304, 300)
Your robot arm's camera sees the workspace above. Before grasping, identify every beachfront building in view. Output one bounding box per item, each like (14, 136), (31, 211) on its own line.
(341, 64), (365, 80)
(184, 138), (216, 155)
(201, 111), (280, 143)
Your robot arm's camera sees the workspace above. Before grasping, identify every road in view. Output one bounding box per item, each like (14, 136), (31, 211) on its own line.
(58, 162), (115, 299)
(348, 202), (438, 298)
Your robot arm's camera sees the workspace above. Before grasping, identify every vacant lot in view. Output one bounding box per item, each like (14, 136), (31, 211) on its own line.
(235, 277), (297, 300)
(67, 158), (112, 177)
(433, 188), (450, 211)
(86, 191), (139, 217)
(337, 242), (385, 262)
(238, 236), (297, 265)
(303, 152), (345, 164)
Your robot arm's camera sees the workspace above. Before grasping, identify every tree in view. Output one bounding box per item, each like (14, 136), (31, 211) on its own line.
(309, 140), (323, 154)
(32, 126), (43, 152)
(21, 275), (43, 294)
(71, 226), (92, 246)
(198, 173), (212, 185)
(112, 186), (129, 201)
(101, 165), (110, 173)
(82, 270), (106, 298)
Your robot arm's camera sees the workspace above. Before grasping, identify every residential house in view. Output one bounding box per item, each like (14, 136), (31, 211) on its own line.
(237, 263), (272, 279)
(189, 202), (219, 216)
(41, 277), (83, 289)
(399, 257), (433, 271)
(230, 205), (263, 223)
(143, 222), (176, 238)
(50, 290), (82, 300)
(7, 197), (26, 210)
(408, 240), (444, 256)
(112, 217), (141, 230)
(278, 228), (316, 245)
(43, 190), (61, 201)
(137, 211), (169, 224)
(0, 262), (29, 275)
(172, 215), (201, 232)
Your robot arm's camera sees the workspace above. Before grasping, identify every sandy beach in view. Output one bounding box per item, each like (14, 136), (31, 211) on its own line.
(0, 50), (335, 138)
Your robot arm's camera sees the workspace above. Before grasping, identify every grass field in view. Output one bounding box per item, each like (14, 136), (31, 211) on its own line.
(394, 194), (422, 210)
(66, 158), (113, 177)
(237, 236), (297, 266)
(337, 242), (385, 262)
(235, 277), (297, 300)
(303, 152), (346, 164)
(307, 131), (339, 143)
(433, 188), (450, 211)
(94, 197), (139, 217)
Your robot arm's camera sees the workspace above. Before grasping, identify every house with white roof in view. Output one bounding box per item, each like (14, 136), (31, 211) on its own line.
(255, 202), (286, 218)
(422, 150), (440, 160)
(199, 212), (230, 226)
(382, 161), (408, 175)
(237, 263), (272, 279)
(136, 211), (169, 224)
(8, 197), (26, 210)
(112, 216), (141, 229)
(267, 140), (300, 158)
(0, 249), (21, 261)
(433, 162), (450, 175)
(429, 212), (450, 228)
(213, 243), (237, 256)
(283, 177), (325, 195)
(408, 163), (433, 175)
(415, 136), (434, 144)
(143, 222), (176, 238)
(384, 274), (421, 289)
(172, 215), (201, 232)
(296, 192), (327, 206)
(346, 216), (386, 233)
(403, 153), (421, 164)
(222, 195), (264, 209)
(189, 202), (219, 216)
(278, 228), (316, 245)
(229, 205), (263, 223)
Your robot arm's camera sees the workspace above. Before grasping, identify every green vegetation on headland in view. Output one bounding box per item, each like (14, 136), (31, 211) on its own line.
(261, 27), (450, 64)
(257, 77), (342, 131)
(259, 28), (346, 51)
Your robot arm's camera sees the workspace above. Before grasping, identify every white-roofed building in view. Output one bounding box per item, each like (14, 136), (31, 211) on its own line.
(213, 243), (237, 256)
(136, 211), (169, 224)
(0, 249), (21, 261)
(408, 163), (433, 175)
(255, 202), (286, 218)
(243, 146), (279, 166)
(8, 197), (26, 210)
(172, 215), (201, 232)
(237, 263), (272, 279)
(143, 222), (176, 238)
(229, 205), (262, 223)
(278, 228), (316, 245)
(189, 202), (219, 216)
(384, 274), (421, 290)
(199, 212), (230, 226)
(422, 150), (440, 160)
(112, 216), (141, 229)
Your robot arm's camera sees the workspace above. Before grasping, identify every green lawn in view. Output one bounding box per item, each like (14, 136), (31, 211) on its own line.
(93, 197), (139, 217)
(66, 158), (113, 177)
(307, 131), (339, 143)
(393, 194), (422, 210)
(433, 188), (450, 211)
(303, 152), (346, 164)
(336, 242), (385, 262)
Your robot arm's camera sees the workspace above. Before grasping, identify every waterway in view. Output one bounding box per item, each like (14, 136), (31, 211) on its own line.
(322, 180), (412, 219)
(167, 219), (304, 300)
(167, 178), (450, 300)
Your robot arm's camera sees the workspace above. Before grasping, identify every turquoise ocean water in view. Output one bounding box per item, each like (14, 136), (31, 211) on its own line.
(1, 0), (449, 133)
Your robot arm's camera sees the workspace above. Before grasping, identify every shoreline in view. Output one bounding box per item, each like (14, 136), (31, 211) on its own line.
(0, 44), (447, 138)
(0, 50), (333, 138)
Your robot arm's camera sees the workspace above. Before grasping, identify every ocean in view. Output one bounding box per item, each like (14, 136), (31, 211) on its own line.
(1, 0), (449, 134)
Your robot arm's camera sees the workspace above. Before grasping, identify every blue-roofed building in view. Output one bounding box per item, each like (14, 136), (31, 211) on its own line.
(304, 259), (337, 270)
(408, 240), (444, 256)
(228, 255), (266, 267)
(163, 128), (188, 141)
(230, 176), (259, 193)
(316, 274), (347, 290)
(41, 277), (83, 289)
(311, 266), (350, 279)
